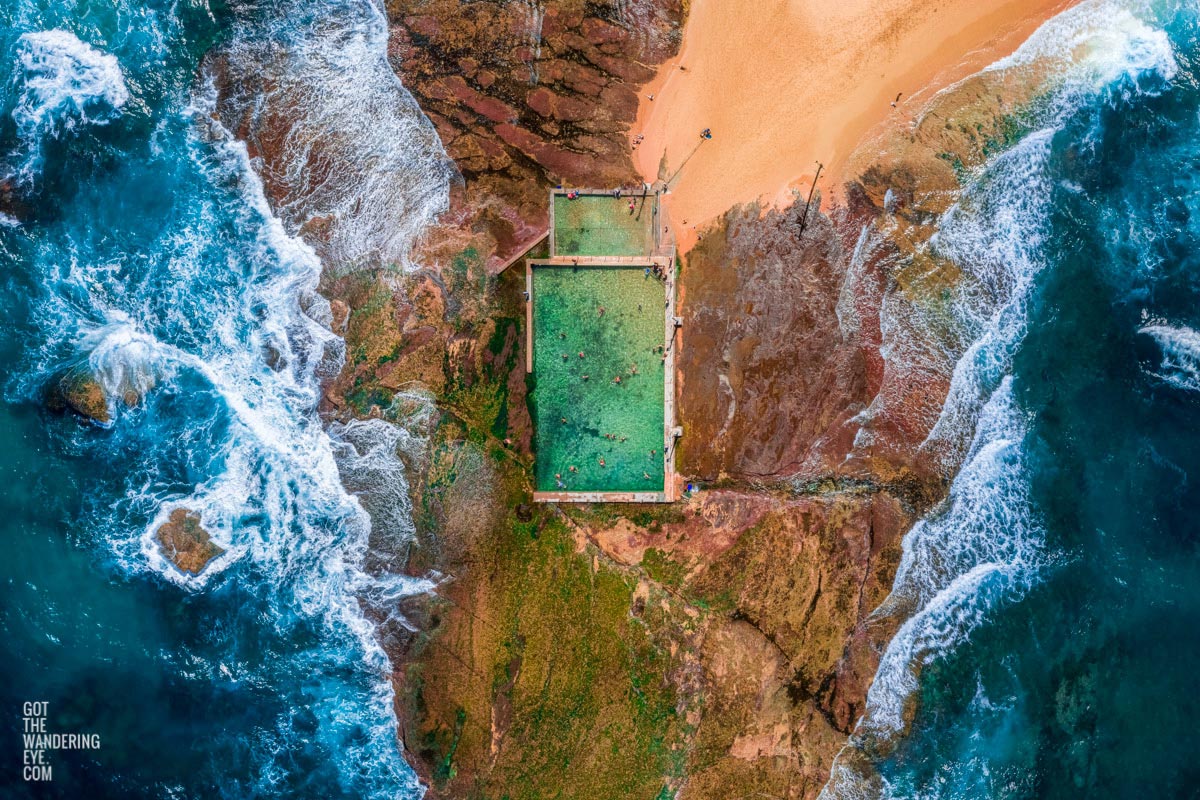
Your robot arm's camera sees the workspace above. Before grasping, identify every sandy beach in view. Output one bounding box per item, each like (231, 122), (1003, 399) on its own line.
(633, 0), (1079, 252)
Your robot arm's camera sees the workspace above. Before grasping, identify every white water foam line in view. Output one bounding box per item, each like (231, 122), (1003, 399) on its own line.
(213, 0), (452, 272)
(3, 3), (436, 796)
(820, 4), (1181, 798)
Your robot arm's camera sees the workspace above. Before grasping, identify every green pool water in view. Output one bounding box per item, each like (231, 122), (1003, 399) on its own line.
(532, 265), (666, 493)
(553, 194), (655, 257)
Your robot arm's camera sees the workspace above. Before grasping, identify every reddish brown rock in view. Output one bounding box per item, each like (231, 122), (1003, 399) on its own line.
(202, 1), (1046, 797)
(154, 509), (225, 576)
(386, 0), (686, 271)
(48, 368), (111, 426)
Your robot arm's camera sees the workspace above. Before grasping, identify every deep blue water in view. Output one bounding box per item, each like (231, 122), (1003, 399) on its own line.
(0, 0), (445, 797)
(827, 1), (1200, 797)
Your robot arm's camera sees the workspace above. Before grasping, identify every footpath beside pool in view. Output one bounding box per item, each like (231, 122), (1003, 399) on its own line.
(526, 189), (680, 503)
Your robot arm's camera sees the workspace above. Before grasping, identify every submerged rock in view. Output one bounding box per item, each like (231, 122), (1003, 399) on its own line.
(154, 509), (225, 576)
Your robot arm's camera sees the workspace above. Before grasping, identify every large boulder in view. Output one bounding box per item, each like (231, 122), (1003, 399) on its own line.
(46, 368), (111, 425)
(154, 509), (225, 576)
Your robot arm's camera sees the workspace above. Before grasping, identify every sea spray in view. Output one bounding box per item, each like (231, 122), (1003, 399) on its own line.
(8, 29), (128, 180)
(1139, 323), (1200, 392)
(862, 378), (1045, 736)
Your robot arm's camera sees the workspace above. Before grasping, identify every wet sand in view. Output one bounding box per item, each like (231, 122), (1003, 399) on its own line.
(632, 0), (1080, 252)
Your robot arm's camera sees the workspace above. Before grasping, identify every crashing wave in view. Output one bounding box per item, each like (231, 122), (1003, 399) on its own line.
(209, 0), (452, 271)
(821, 3), (1179, 798)
(9, 30), (129, 179)
(10, 43), (430, 798)
(1140, 323), (1200, 392)
(863, 379), (1043, 734)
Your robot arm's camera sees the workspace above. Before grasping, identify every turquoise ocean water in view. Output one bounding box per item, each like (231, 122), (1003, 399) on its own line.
(825, 1), (1200, 797)
(0, 0), (447, 796)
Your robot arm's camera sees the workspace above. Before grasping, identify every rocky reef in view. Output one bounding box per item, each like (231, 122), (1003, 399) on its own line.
(373, 56), (1039, 796)
(384, 0), (685, 271)
(154, 508), (225, 576)
(215, 0), (1042, 795)
(46, 366), (111, 426)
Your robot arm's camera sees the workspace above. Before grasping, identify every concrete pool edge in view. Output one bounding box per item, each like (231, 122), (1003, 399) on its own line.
(526, 255), (680, 503)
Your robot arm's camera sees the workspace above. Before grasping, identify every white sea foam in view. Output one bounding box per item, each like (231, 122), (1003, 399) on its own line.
(2, 0), (439, 795)
(989, 0), (1177, 91)
(916, 129), (1055, 457)
(212, 0), (452, 271)
(18, 63), (430, 799)
(862, 380), (1043, 735)
(821, 3), (1179, 798)
(10, 30), (129, 179)
(150, 107), (426, 795)
(329, 416), (422, 553)
(1140, 323), (1200, 392)
(918, 0), (1178, 458)
(81, 315), (167, 404)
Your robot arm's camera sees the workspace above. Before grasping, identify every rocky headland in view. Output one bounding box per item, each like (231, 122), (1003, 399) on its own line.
(208, 0), (1051, 796)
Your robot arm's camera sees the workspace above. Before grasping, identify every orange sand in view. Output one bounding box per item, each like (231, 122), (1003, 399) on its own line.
(633, 0), (1079, 252)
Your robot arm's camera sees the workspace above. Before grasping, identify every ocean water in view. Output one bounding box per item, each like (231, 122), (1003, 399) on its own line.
(0, 0), (447, 797)
(825, 0), (1200, 797)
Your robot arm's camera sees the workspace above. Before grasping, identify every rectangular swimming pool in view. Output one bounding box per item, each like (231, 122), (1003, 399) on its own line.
(530, 262), (668, 495)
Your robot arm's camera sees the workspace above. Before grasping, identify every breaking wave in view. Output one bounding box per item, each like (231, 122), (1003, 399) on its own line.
(8, 29), (129, 180)
(210, 0), (453, 271)
(1, 0), (446, 795)
(821, 2), (1180, 797)
(1140, 323), (1200, 392)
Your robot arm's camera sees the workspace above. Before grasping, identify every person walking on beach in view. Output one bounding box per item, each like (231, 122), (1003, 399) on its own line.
(891, 92), (902, 108)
